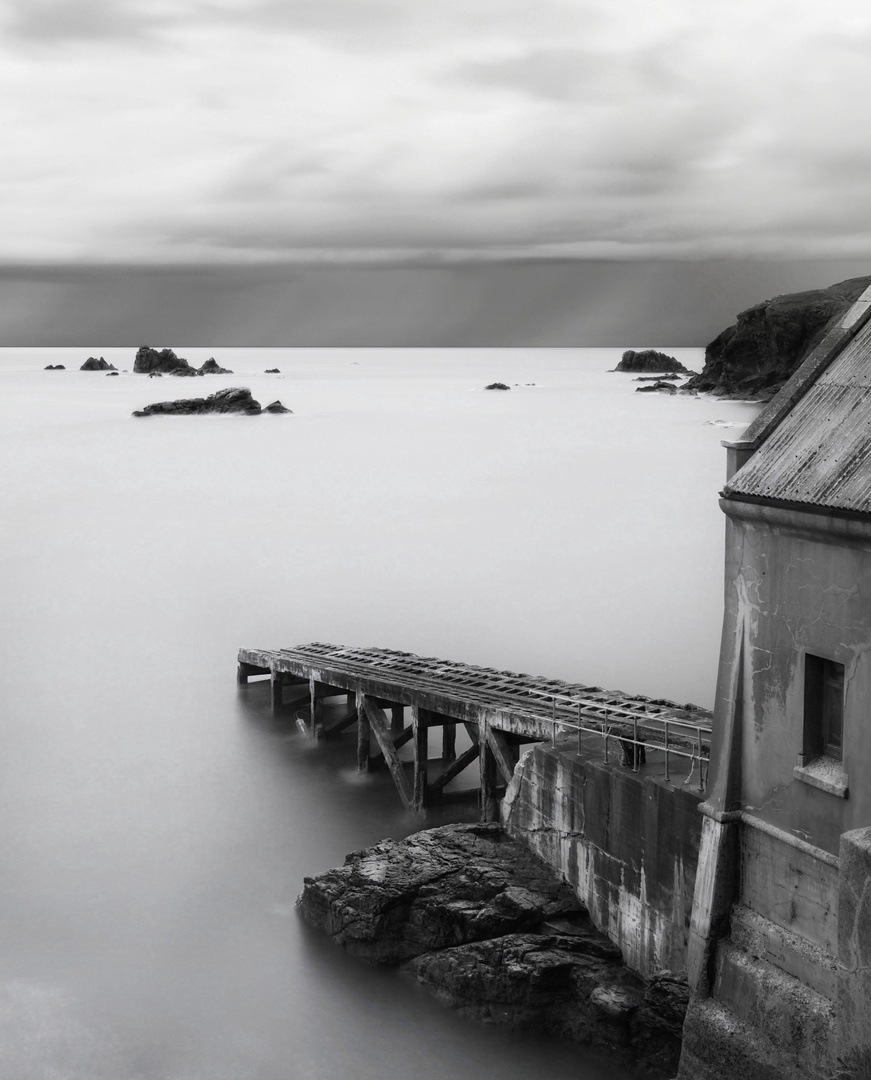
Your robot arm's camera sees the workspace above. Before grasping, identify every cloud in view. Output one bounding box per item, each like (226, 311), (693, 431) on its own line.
(1, 0), (170, 46)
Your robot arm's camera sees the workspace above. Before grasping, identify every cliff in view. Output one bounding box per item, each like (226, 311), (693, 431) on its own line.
(684, 275), (871, 399)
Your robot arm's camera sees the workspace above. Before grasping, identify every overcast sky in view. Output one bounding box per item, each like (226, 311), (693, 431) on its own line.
(2, 0), (871, 342)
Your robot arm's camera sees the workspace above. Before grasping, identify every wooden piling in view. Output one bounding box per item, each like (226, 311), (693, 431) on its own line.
(442, 722), (457, 762)
(412, 705), (428, 815)
(356, 692), (370, 773)
(479, 722), (499, 822)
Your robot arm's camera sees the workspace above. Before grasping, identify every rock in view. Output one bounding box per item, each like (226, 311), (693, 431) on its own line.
(263, 400), (291, 413)
(198, 358), (233, 375)
(133, 346), (198, 376)
(44, 364), (65, 370)
(298, 824), (686, 1076)
(485, 382), (511, 390)
(684, 275), (871, 399)
(80, 356), (117, 371)
(132, 387), (263, 417)
(615, 350), (687, 373)
(148, 372), (163, 378)
(264, 368), (281, 373)
(634, 373), (681, 382)
(106, 371), (119, 376)
(636, 381), (677, 394)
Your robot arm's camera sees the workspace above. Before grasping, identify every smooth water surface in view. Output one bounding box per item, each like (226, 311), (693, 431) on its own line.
(0, 347), (760, 1079)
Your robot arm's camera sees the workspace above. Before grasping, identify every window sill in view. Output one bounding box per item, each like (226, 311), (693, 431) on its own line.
(794, 756), (848, 798)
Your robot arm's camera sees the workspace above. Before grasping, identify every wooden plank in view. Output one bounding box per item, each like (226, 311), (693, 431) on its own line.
(362, 696), (414, 810)
(487, 728), (518, 785)
(430, 743), (480, 794)
(322, 708), (359, 737)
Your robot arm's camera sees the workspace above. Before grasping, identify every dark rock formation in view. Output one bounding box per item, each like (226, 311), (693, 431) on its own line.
(264, 368), (280, 373)
(485, 382), (511, 390)
(80, 356), (117, 371)
(106, 371), (119, 376)
(44, 364), (65, 370)
(636, 381), (677, 394)
(198, 358), (233, 375)
(132, 387), (264, 416)
(616, 350), (687, 373)
(298, 823), (686, 1076)
(634, 373), (680, 382)
(133, 346), (198, 376)
(684, 275), (871, 399)
(263, 400), (291, 413)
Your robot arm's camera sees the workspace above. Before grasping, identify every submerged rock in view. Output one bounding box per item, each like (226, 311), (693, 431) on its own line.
(198, 358), (233, 375)
(263, 400), (291, 413)
(106, 371), (119, 376)
(485, 382), (511, 390)
(298, 823), (686, 1076)
(684, 275), (871, 399)
(80, 356), (117, 371)
(636, 381), (677, 394)
(615, 350), (687, 373)
(132, 387), (264, 416)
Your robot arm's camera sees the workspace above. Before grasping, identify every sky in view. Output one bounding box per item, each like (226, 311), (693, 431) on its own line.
(2, 0), (871, 343)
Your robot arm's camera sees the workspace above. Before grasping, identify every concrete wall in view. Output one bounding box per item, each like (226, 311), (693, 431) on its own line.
(716, 501), (871, 853)
(501, 743), (702, 979)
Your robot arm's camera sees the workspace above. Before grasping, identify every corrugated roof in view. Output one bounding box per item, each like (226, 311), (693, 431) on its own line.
(724, 313), (871, 514)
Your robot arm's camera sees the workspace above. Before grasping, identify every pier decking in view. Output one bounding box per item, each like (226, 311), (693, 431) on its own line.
(238, 643), (713, 817)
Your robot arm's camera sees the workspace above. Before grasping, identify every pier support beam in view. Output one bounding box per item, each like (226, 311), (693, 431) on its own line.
(442, 722), (456, 762)
(479, 723), (499, 822)
(362, 695), (416, 812)
(356, 692), (370, 773)
(237, 661), (268, 685)
(412, 706), (429, 815)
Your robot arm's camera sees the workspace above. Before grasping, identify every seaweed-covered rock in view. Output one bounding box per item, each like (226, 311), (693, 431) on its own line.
(80, 356), (117, 371)
(133, 346), (198, 376)
(684, 275), (871, 399)
(132, 387), (263, 416)
(198, 358), (233, 375)
(616, 350), (687, 373)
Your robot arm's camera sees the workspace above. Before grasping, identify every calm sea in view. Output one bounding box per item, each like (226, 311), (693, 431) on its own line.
(0, 347), (759, 1079)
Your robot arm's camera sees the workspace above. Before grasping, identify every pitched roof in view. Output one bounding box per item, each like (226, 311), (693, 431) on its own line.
(724, 285), (871, 515)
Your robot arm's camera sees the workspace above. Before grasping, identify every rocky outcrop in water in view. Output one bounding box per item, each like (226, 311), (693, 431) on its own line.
(297, 823), (687, 1076)
(684, 275), (871, 399)
(485, 382), (511, 390)
(616, 350), (688, 373)
(44, 364), (65, 370)
(263, 400), (292, 413)
(133, 347), (198, 376)
(80, 356), (117, 371)
(199, 358), (233, 375)
(132, 387), (289, 417)
(636, 381), (677, 394)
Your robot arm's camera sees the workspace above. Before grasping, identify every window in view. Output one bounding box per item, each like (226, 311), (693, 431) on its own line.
(803, 654), (844, 761)
(794, 653), (848, 797)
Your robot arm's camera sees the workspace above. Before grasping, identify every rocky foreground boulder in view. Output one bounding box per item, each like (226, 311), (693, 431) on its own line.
(685, 274), (871, 399)
(615, 350), (689, 374)
(132, 387), (290, 416)
(298, 823), (687, 1076)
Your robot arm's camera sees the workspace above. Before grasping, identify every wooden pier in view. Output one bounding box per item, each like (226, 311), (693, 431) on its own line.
(237, 643), (713, 818)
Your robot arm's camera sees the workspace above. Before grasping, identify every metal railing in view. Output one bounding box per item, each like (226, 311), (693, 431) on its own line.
(524, 689), (710, 792)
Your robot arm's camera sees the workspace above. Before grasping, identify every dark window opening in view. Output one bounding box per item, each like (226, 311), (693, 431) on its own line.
(803, 654), (844, 761)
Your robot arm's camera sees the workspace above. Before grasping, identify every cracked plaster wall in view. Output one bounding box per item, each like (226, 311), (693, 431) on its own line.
(501, 744), (702, 980)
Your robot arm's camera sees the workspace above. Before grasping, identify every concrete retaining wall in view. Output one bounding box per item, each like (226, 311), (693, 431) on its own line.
(501, 744), (703, 979)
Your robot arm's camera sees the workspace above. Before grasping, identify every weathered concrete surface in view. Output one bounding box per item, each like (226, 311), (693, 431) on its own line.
(298, 823), (688, 1076)
(838, 827), (871, 1075)
(501, 744), (702, 979)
